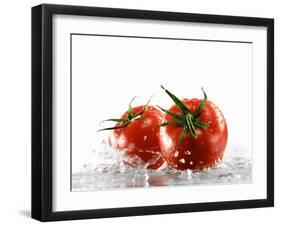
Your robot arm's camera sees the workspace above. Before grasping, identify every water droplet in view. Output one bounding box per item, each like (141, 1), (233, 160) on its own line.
(179, 158), (185, 164)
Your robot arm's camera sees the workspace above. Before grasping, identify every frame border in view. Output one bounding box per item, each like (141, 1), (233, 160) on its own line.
(31, 3), (274, 221)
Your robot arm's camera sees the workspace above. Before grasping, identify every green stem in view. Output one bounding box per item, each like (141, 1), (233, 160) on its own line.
(158, 86), (209, 140)
(99, 97), (151, 132)
(185, 114), (196, 137)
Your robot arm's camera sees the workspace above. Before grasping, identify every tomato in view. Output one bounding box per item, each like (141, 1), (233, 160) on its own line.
(158, 86), (228, 170)
(100, 98), (164, 169)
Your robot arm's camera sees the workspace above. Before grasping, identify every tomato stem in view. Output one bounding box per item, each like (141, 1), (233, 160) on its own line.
(185, 113), (196, 137)
(98, 96), (152, 132)
(158, 86), (209, 145)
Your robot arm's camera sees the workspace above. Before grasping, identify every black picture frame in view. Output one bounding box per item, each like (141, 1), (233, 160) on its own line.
(32, 3), (274, 222)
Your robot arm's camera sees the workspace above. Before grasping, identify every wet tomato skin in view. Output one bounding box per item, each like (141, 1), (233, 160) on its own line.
(159, 99), (228, 170)
(109, 106), (164, 169)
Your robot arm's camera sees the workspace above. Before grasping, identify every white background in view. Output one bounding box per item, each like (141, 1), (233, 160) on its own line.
(0, 0), (279, 225)
(71, 33), (253, 173)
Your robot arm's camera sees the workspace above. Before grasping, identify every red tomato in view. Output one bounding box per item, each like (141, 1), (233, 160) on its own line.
(158, 87), (228, 170)
(101, 100), (164, 169)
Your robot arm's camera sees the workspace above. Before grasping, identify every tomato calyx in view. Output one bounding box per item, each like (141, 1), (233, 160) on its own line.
(98, 96), (152, 132)
(158, 86), (209, 146)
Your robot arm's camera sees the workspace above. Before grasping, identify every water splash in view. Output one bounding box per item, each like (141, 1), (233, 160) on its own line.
(72, 141), (252, 191)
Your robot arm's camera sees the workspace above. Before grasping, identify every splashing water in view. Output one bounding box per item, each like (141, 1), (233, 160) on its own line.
(72, 140), (252, 191)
